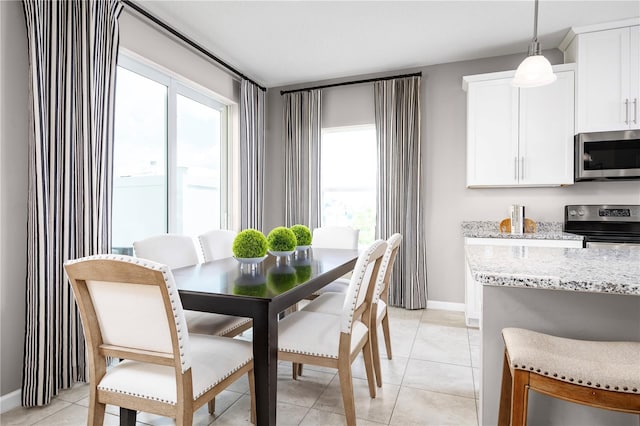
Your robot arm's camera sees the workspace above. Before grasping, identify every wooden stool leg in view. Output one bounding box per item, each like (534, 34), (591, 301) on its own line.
(498, 351), (512, 426)
(511, 369), (530, 426)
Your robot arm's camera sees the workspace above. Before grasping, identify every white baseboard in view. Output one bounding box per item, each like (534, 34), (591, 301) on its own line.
(426, 300), (465, 312)
(0, 388), (21, 414)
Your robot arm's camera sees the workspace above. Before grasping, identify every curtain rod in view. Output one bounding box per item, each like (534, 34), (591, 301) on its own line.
(122, 0), (266, 92)
(280, 71), (422, 95)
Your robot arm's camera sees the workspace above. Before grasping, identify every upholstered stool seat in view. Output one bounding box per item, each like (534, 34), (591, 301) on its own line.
(499, 327), (640, 426)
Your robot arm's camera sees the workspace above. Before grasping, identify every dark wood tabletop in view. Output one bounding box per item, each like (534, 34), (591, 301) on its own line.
(173, 248), (360, 425)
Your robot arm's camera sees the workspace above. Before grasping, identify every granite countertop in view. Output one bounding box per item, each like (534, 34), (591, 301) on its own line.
(461, 221), (583, 241)
(465, 244), (640, 296)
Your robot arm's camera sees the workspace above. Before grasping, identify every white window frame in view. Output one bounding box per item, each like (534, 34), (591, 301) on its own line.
(116, 54), (231, 235)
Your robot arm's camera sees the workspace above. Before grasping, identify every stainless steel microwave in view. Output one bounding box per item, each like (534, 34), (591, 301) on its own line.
(575, 130), (640, 181)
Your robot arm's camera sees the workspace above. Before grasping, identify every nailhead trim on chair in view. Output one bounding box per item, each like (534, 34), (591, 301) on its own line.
(340, 240), (385, 334)
(511, 363), (639, 393)
(97, 356), (253, 402)
(66, 254), (192, 373)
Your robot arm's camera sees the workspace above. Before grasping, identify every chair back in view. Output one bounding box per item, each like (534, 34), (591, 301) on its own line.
(64, 255), (191, 374)
(373, 233), (403, 305)
(312, 226), (359, 249)
(340, 240), (387, 334)
(198, 229), (237, 262)
(133, 234), (198, 269)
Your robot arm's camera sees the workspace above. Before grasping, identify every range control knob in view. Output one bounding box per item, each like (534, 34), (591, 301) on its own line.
(578, 210), (585, 216)
(569, 210), (577, 216)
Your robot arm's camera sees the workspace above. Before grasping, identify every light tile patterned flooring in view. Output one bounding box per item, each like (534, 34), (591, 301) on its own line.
(1, 308), (480, 425)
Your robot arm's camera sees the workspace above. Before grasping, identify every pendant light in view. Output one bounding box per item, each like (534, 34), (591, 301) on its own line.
(512, 0), (556, 88)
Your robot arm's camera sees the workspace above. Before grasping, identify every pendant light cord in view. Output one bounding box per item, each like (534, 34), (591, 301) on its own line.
(533, 0), (539, 42)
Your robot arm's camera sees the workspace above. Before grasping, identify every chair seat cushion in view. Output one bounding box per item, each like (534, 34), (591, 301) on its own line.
(503, 328), (640, 394)
(98, 335), (252, 404)
(303, 293), (387, 325)
(278, 311), (368, 359)
(184, 311), (251, 337)
(301, 292), (344, 315)
(311, 278), (350, 296)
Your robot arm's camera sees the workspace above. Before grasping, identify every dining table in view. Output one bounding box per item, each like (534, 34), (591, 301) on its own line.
(163, 248), (359, 425)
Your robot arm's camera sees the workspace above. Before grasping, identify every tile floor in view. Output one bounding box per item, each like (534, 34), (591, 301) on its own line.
(1, 308), (480, 425)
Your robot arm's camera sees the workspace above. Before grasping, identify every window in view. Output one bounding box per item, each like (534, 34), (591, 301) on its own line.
(112, 56), (229, 253)
(320, 125), (377, 245)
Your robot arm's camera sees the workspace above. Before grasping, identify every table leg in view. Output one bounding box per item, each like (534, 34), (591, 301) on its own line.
(119, 407), (136, 426)
(252, 303), (279, 425)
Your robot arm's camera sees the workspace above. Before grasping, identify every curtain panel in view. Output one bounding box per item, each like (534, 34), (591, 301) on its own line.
(240, 79), (266, 231)
(374, 76), (428, 309)
(283, 90), (322, 229)
(21, 0), (123, 406)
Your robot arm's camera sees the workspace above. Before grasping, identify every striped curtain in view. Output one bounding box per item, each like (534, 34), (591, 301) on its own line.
(283, 90), (322, 229)
(240, 79), (266, 231)
(374, 76), (428, 309)
(22, 0), (122, 406)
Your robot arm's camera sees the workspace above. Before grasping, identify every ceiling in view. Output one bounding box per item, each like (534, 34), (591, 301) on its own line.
(135, 1), (639, 88)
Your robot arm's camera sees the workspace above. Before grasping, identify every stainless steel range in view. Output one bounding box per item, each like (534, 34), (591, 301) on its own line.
(564, 204), (640, 248)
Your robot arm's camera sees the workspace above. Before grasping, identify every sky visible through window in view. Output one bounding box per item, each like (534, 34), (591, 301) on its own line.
(321, 125), (377, 245)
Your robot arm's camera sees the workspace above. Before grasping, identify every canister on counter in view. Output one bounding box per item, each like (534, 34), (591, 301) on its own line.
(510, 204), (525, 234)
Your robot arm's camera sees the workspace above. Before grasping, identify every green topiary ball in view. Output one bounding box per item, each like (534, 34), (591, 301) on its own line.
(232, 229), (268, 258)
(266, 227), (297, 252)
(289, 224), (312, 246)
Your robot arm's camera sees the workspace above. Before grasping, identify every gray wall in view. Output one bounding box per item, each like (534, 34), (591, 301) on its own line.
(265, 50), (640, 305)
(0, 0), (28, 397)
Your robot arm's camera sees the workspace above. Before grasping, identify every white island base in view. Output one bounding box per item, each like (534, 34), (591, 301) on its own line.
(481, 285), (640, 425)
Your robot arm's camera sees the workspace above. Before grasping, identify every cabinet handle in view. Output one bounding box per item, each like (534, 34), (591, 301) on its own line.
(514, 157), (518, 181)
(521, 157), (525, 180)
(625, 99), (629, 124)
(634, 98), (638, 124)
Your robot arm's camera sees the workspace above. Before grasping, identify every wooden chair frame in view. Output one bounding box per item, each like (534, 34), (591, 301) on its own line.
(65, 258), (256, 426)
(498, 349), (640, 426)
(369, 234), (402, 387)
(280, 242), (387, 426)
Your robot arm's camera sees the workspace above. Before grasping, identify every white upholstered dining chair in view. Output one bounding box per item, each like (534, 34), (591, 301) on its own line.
(277, 240), (387, 426)
(198, 229), (237, 262)
(301, 233), (403, 387)
(133, 234), (252, 337)
(64, 254), (256, 425)
(308, 226), (360, 295)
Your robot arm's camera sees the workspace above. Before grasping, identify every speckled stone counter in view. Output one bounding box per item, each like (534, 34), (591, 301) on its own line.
(466, 245), (640, 296)
(461, 220), (583, 240)
(470, 244), (640, 426)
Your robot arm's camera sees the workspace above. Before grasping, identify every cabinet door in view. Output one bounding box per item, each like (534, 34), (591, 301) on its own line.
(466, 79), (519, 187)
(630, 26), (640, 129)
(576, 27), (630, 132)
(519, 70), (575, 185)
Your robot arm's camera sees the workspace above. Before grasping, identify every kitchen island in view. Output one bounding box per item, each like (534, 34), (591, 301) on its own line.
(466, 244), (640, 425)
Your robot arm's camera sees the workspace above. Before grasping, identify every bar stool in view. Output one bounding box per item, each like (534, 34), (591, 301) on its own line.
(499, 328), (640, 426)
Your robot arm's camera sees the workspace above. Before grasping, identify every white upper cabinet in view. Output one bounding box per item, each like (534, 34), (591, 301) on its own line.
(562, 20), (640, 132)
(463, 64), (575, 188)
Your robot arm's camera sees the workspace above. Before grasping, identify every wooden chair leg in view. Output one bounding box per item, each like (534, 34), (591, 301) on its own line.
(362, 339), (377, 399)
(498, 351), (512, 426)
(292, 362), (298, 380)
(88, 390), (105, 426)
(511, 369), (530, 426)
(248, 369), (256, 424)
(370, 324), (383, 388)
(338, 359), (357, 426)
(381, 314), (392, 360)
(298, 363), (303, 376)
(207, 398), (215, 415)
